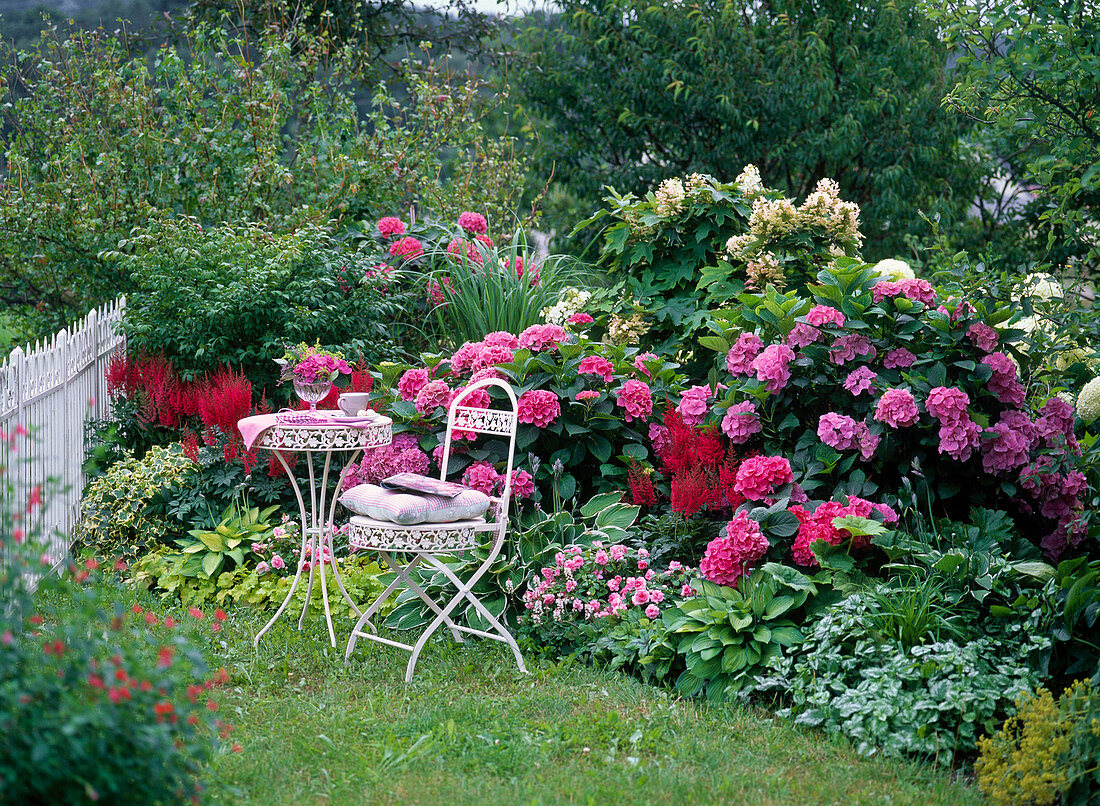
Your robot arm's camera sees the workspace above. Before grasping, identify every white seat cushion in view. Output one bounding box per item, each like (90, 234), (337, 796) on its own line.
(339, 483), (491, 525)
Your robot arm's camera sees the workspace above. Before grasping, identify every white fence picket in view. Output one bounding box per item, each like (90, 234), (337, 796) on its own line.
(1, 297), (126, 570)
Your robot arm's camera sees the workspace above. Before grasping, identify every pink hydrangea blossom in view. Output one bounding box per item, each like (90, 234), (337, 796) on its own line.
(463, 461), (501, 494)
(397, 368), (431, 401)
(456, 385), (491, 410)
(446, 238), (484, 266)
(733, 455), (793, 500)
(426, 276), (455, 305)
(470, 367), (504, 383)
(450, 342), (483, 374)
(982, 352), (1026, 406)
(938, 416), (982, 462)
(699, 511), (768, 587)
(578, 355), (615, 383)
(632, 352), (658, 377)
(517, 390), (561, 427)
(882, 348), (917, 369)
(829, 334), (875, 366)
(377, 216), (407, 237)
(509, 468), (535, 499)
(981, 422), (1031, 475)
(806, 305), (845, 327)
(925, 386), (970, 424)
(649, 423), (670, 455)
(388, 236), (424, 259)
(483, 331), (521, 350)
(414, 379), (452, 414)
(518, 324), (568, 352)
(726, 332), (763, 376)
(786, 322), (821, 349)
(575, 390), (600, 402)
(471, 345), (514, 373)
(343, 434), (431, 487)
(966, 323), (999, 353)
(874, 388), (920, 428)
(1035, 397), (1076, 450)
(457, 211), (488, 234)
(677, 384), (712, 426)
(872, 278), (936, 306)
(817, 412), (863, 451)
(616, 379), (653, 422)
(567, 312), (594, 326)
(843, 366), (877, 396)
(752, 344), (796, 393)
(721, 401), (761, 444)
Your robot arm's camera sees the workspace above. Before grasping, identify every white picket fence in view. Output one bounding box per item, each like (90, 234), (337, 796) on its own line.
(1, 297), (126, 566)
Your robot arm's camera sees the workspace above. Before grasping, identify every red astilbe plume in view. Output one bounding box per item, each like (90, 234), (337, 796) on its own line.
(197, 367), (253, 438)
(626, 460), (657, 507)
(717, 451), (747, 510)
(105, 350), (141, 400)
(657, 406), (699, 475)
(671, 466), (719, 517)
(180, 428), (201, 463)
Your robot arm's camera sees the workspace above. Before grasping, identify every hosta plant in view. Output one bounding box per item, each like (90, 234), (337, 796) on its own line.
(172, 501), (281, 579)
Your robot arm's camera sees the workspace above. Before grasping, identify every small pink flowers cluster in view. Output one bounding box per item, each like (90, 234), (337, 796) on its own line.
(518, 323), (569, 352)
(522, 543), (696, 625)
(698, 511), (769, 587)
(732, 455), (792, 500)
(752, 344), (795, 392)
(720, 401), (761, 444)
(871, 278), (935, 306)
(873, 388), (920, 428)
(790, 496), (898, 567)
(616, 379), (653, 422)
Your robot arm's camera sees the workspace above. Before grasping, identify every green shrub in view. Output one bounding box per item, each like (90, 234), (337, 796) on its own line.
(74, 444), (198, 563)
(975, 679), (1100, 806)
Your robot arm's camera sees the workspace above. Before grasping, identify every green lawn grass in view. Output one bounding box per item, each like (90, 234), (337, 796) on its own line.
(191, 602), (984, 806)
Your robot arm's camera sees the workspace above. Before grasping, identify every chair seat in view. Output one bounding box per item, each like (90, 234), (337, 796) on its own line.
(346, 514), (491, 553)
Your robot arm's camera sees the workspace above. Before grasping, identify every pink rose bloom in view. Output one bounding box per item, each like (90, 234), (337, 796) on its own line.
(981, 422), (1031, 475)
(578, 355), (615, 383)
(255, 560), (270, 576)
(733, 455), (793, 500)
(607, 577), (620, 592)
(414, 379), (452, 414)
(677, 384), (712, 426)
(882, 348), (917, 369)
(517, 389), (561, 427)
(721, 401), (761, 444)
(450, 341), (483, 374)
(982, 352), (1026, 406)
(966, 323), (999, 353)
(575, 390), (600, 402)
(817, 412), (862, 451)
(644, 604), (660, 619)
(482, 331), (521, 350)
(938, 416), (982, 461)
(446, 238), (484, 266)
(786, 322), (822, 349)
(567, 312), (594, 326)
(616, 379), (653, 422)
(874, 388), (920, 428)
(752, 344), (796, 393)
(270, 554), (286, 571)
(632, 352), (658, 377)
(518, 323), (568, 352)
(397, 367), (431, 401)
(726, 333), (763, 376)
(843, 366), (877, 396)
(925, 386), (970, 424)
(472, 344), (514, 373)
(463, 461), (501, 495)
(594, 549), (609, 566)
(457, 211), (488, 234)
(388, 236), (424, 259)
(699, 511), (768, 587)
(631, 590), (651, 606)
(829, 333), (875, 366)
(806, 304), (845, 327)
(377, 216), (407, 237)
(681, 584), (696, 598)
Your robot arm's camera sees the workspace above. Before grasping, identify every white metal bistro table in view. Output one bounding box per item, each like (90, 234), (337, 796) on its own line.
(244, 412), (392, 647)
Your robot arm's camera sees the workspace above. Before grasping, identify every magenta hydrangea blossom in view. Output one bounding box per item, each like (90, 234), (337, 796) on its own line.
(677, 384), (713, 426)
(925, 386), (970, 424)
(817, 412), (863, 451)
(806, 305), (845, 327)
(578, 355), (615, 383)
(463, 460), (501, 494)
(397, 367), (431, 401)
(699, 511), (768, 587)
(843, 366), (877, 396)
(567, 312), (594, 326)
(874, 388), (919, 428)
(388, 236), (424, 259)
(938, 416), (982, 461)
(633, 352), (658, 377)
(449, 342), (482, 374)
(649, 423), (671, 456)
(982, 352), (1026, 406)
(518, 323), (568, 352)
(517, 389), (561, 427)
(616, 379), (653, 422)
(786, 322), (822, 349)
(457, 211), (488, 234)
(872, 278), (936, 305)
(752, 344), (795, 392)
(377, 216), (407, 237)
(981, 421), (1032, 475)
(733, 455), (793, 500)
(483, 331), (521, 350)
(966, 322), (998, 353)
(882, 348), (917, 369)
(725, 332), (763, 376)
(414, 379), (452, 414)
(343, 434), (431, 488)
(720, 401), (761, 444)
(575, 390), (600, 402)
(471, 345), (514, 373)
(829, 333), (875, 366)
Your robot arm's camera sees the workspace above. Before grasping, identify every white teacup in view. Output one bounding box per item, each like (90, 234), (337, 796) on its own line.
(337, 392), (372, 416)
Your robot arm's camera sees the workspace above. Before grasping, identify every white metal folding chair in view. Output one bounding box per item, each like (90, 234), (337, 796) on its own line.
(344, 377), (528, 681)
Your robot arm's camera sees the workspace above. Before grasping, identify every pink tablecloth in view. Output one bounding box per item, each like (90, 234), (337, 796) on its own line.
(238, 411), (386, 451)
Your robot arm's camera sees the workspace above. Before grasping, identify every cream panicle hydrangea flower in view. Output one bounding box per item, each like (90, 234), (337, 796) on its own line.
(1076, 376), (1100, 422)
(873, 258), (916, 281)
(748, 197), (799, 240)
(1024, 273), (1064, 301)
(654, 177), (686, 218)
(735, 164), (765, 196)
(607, 311), (650, 345)
(541, 287), (593, 325)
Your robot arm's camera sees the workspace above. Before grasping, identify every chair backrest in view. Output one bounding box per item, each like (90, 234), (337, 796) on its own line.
(438, 378), (519, 518)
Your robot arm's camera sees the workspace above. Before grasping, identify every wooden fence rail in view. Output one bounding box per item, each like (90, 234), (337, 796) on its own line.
(1, 297), (126, 567)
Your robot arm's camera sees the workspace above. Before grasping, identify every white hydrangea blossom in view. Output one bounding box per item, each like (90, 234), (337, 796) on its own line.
(654, 177), (686, 218)
(735, 164), (764, 196)
(873, 258), (916, 281)
(1076, 376), (1100, 422)
(541, 287), (592, 325)
(1024, 273), (1064, 301)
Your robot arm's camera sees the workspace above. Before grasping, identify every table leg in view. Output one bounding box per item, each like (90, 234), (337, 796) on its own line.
(326, 448), (364, 618)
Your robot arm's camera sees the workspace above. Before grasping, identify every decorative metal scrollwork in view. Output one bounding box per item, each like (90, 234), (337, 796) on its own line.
(347, 520), (481, 552)
(451, 406), (516, 436)
(257, 422), (392, 452)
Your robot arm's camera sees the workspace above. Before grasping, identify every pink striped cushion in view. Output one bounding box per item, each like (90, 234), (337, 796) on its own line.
(339, 483), (490, 525)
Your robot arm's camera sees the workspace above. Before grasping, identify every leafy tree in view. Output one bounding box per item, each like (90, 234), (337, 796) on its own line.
(924, 0), (1100, 278)
(510, 0), (982, 260)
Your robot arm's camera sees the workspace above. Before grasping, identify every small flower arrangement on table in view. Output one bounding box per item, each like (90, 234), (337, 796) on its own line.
(277, 343), (353, 410)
